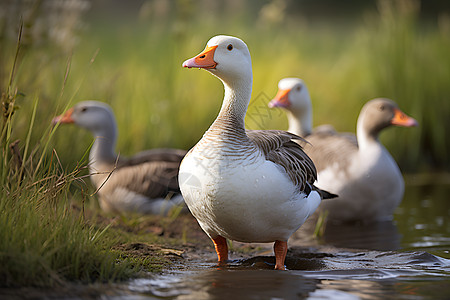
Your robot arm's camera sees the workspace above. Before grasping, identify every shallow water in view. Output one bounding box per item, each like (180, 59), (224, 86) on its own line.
(126, 250), (450, 300)
(114, 183), (450, 299)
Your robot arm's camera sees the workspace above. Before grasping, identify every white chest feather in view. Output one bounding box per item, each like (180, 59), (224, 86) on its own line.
(179, 146), (320, 243)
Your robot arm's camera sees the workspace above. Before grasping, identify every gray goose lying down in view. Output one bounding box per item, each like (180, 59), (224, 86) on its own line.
(269, 78), (418, 223)
(53, 101), (187, 215)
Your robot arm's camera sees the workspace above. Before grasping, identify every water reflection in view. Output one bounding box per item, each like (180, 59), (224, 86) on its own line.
(127, 249), (450, 299)
(396, 184), (450, 258)
(291, 216), (401, 251)
(320, 220), (401, 251)
(178, 269), (319, 300)
(131, 268), (362, 299)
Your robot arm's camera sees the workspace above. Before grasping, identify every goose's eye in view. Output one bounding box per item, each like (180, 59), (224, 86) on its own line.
(379, 105), (385, 111)
(296, 85), (302, 92)
(81, 107), (88, 113)
(227, 44), (233, 51)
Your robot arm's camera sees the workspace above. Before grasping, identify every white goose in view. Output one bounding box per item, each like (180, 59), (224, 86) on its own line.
(179, 36), (335, 270)
(269, 78), (418, 223)
(53, 101), (187, 215)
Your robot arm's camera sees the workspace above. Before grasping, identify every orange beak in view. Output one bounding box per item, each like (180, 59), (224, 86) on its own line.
(52, 108), (74, 126)
(390, 108), (418, 127)
(268, 88), (291, 108)
(182, 45), (218, 69)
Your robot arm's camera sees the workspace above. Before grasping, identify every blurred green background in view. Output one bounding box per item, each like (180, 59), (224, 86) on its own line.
(1, 0), (450, 173)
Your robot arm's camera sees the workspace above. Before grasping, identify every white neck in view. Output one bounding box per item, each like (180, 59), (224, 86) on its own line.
(287, 105), (312, 136)
(356, 114), (379, 151)
(214, 72), (253, 131)
(89, 127), (117, 167)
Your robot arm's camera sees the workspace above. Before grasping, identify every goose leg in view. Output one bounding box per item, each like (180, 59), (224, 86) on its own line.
(212, 235), (228, 263)
(274, 240), (287, 270)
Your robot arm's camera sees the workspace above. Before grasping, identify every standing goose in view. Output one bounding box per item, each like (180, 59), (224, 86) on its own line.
(179, 36), (334, 270)
(53, 101), (187, 215)
(269, 78), (418, 223)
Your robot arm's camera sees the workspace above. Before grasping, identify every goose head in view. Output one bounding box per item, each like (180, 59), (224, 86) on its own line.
(53, 101), (117, 138)
(268, 78), (313, 136)
(182, 35), (252, 87)
(269, 78), (311, 112)
(358, 98), (418, 141)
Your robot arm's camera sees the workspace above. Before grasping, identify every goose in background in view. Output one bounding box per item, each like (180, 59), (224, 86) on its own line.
(269, 78), (313, 136)
(179, 36), (335, 270)
(269, 78), (418, 223)
(53, 101), (187, 215)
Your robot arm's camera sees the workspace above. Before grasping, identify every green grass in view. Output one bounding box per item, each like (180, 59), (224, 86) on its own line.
(0, 25), (174, 287)
(0, 139), (174, 287)
(0, 123), (135, 286)
(0, 90), (135, 287)
(0, 0), (449, 287)
(1, 190), (127, 286)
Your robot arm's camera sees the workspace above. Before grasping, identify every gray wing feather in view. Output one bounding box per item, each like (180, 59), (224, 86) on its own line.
(106, 148), (186, 199)
(303, 126), (358, 173)
(106, 160), (182, 199)
(246, 130), (317, 192)
(117, 148), (186, 167)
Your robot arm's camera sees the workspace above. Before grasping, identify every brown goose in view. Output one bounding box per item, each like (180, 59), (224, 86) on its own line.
(179, 36), (335, 270)
(269, 78), (418, 223)
(53, 101), (186, 215)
